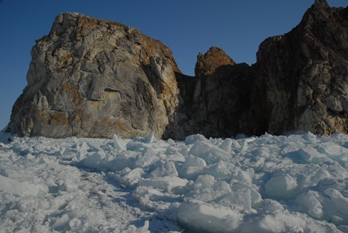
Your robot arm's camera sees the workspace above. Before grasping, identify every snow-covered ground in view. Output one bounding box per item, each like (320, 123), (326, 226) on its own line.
(1, 131), (348, 233)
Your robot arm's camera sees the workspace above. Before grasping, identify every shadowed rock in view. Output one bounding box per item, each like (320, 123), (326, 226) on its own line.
(252, 0), (348, 135)
(173, 0), (348, 138)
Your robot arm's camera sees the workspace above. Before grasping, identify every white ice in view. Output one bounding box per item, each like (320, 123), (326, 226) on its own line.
(1, 131), (348, 232)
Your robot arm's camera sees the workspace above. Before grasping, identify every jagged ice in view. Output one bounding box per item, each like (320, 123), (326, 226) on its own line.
(1, 131), (348, 232)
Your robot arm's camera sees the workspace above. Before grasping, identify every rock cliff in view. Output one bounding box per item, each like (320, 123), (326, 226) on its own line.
(252, 0), (348, 135)
(7, 12), (180, 139)
(173, 47), (251, 139)
(173, 0), (348, 138)
(6, 0), (348, 139)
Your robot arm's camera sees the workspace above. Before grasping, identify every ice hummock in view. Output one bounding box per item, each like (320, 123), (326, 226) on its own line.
(1, 131), (348, 232)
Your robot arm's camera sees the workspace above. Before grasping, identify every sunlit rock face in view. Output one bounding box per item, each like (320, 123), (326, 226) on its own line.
(194, 46), (236, 77)
(7, 0), (348, 139)
(7, 12), (180, 139)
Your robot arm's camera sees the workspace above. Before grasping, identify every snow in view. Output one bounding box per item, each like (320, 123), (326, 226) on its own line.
(1, 131), (348, 232)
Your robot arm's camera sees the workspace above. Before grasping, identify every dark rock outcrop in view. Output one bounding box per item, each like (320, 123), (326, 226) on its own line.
(173, 0), (348, 138)
(172, 49), (252, 139)
(6, 0), (348, 139)
(252, 0), (348, 135)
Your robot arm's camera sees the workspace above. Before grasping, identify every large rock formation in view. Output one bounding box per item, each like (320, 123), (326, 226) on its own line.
(6, 0), (348, 139)
(7, 12), (180, 139)
(252, 0), (348, 135)
(173, 0), (348, 138)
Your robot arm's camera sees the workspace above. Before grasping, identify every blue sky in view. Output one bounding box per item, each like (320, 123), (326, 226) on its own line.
(0, 0), (347, 130)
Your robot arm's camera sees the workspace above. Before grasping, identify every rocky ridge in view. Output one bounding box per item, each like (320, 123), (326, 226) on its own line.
(6, 0), (348, 139)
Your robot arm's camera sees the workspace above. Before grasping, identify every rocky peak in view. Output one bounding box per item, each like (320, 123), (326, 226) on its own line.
(313, 0), (330, 11)
(194, 46), (235, 77)
(252, 0), (348, 135)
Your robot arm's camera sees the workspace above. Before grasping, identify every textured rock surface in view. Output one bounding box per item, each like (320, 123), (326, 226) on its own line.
(7, 12), (180, 139)
(173, 0), (348, 138)
(194, 46), (236, 77)
(7, 0), (348, 139)
(173, 51), (251, 139)
(252, 0), (348, 135)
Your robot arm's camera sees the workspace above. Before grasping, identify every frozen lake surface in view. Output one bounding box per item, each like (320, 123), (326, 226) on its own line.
(1, 131), (348, 232)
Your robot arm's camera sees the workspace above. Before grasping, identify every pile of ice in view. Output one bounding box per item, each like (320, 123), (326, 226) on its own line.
(1, 131), (348, 232)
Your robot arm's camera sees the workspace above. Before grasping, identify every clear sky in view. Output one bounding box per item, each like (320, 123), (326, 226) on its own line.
(0, 0), (347, 130)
